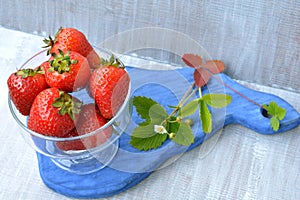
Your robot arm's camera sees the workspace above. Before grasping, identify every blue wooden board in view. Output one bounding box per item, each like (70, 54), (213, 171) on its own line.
(37, 67), (300, 198)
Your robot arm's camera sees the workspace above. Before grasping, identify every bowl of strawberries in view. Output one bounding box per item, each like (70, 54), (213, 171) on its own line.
(7, 27), (131, 174)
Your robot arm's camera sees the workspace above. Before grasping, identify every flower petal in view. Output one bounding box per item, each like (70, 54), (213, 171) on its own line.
(154, 125), (168, 134)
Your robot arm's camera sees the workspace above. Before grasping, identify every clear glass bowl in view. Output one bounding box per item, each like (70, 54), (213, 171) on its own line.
(8, 48), (131, 175)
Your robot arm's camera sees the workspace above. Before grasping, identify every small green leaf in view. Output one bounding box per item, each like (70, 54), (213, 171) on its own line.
(272, 102), (286, 120)
(202, 94), (232, 108)
(168, 105), (178, 109)
(138, 121), (149, 126)
(199, 100), (212, 134)
(180, 99), (199, 117)
(172, 122), (194, 146)
(166, 119), (180, 133)
(149, 104), (168, 123)
(270, 116), (280, 131)
(131, 122), (159, 138)
(130, 96), (172, 151)
(133, 96), (158, 121)
(130, 133), (167, 151)
(277, 108), (286, 121)
(265, 101), (286, 120)
(263, 101), (286, 131)
(265, 101), (276, 116)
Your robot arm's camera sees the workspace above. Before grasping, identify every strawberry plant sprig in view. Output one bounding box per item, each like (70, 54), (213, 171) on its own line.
(183, 54), (287, 132)
(130, 55), (232, 151)
(130, 53), (288, 151)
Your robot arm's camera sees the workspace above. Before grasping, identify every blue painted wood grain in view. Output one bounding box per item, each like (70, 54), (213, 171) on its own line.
(37, 67), (300, 198)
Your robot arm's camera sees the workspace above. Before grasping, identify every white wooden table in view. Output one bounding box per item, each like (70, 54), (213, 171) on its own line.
(1, 26), (300, 200)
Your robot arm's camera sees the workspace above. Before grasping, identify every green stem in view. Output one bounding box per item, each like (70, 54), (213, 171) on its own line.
(163, 82), (197, 125)
(170, 82), (196, 116)
(198, 87), (202, 99)
(178, 82), (195, 107)
(180, 88), (197, 108)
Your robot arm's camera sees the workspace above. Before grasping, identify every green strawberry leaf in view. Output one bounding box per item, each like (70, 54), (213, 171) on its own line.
(131, 121), (158, 138)
(166, 118), (180, 133)
(264, 101), (276, 116)
(180, 99), (199, 117)
(130, 96), (170, 151)
(277, 108), (286, 121)
(130, 133), (168, 151)
(133, 96), (159, 121)
(265, 101), (286, 120)
(172, 122), (194, 146)
(202, 94), (232, 108)
(270, 116), (280, 131)
(148, 104), (168, 123)
(263, 101), (286, 131)
(199, 100), (212, 134)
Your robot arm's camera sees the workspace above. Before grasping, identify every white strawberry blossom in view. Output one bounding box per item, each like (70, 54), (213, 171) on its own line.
(154, 125), (168, 134)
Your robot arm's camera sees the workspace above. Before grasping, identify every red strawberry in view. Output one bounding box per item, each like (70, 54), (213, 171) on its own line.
(28, 88), (82, 137)
(43, 27), (100, 68)
(57, 103), (112, 151)
(45, 50), (90, 92)
(7, 65), (49, 116)
(89, 55), (130, 119)
(56, 129), (85, 151)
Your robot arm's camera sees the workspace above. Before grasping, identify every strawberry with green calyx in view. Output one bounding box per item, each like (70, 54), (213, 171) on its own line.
(28, 88), (82, 137)
(89, 55), (130, 119)
(43, 27), (101, 68)
(99, 54), (122, 68)
(56, 103), (112, 151)
(45, 49), (90, 92)
(87, 54), (122, 99)
(7, 65), (49, 116)
(52, 90), (82, 121)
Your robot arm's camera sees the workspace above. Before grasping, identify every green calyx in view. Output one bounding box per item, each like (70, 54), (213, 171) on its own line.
(100, 54), (124, 69)
(42, 27), (63, 55)
(49, 49), (78, 74)
(52, 90), (82, 120)
(42, 35), (56, 55)
(16, 67), (44, 78)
